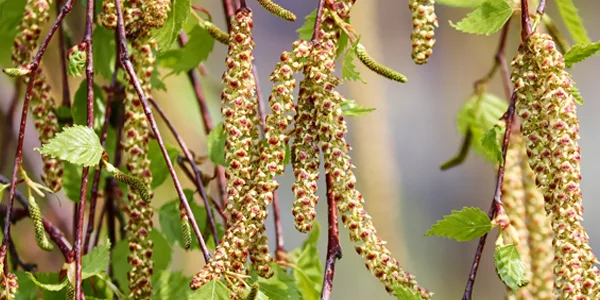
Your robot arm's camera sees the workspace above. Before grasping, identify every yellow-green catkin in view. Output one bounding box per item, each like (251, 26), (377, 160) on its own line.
(512, 32), (600, 298)
(204, 21), (230, 44)
(191, 9), (259, 294)
(256, 0), (296, 21)
(300, 1), (432, 297)
(408, 0), (437, 65)
(521, 144), (553, 299)
(180, 202), (192, 249)
(101, 0), (170, 297)
(28, 196), (53, 251)
(12, 0), (62, 192)
(502, 134), (532, 300)
(355, 43), (407, 82)
(0, 246), (18, 299)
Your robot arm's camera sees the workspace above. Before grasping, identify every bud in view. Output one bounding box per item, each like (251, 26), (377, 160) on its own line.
(67, 43), (87, 77)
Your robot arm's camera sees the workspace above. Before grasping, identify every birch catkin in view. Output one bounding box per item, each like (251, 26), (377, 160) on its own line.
(408, 0), (437, 64)
(512, 32), (600, 298)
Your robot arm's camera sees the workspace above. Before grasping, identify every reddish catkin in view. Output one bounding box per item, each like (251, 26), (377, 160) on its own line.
(301, 1), (432, 297)
(520, 144), (553, 299)
(408, 0), (437, 65)
(0, 246), (18, 299)
(12, 0), (62, 192)
(512, 32), (600, 298)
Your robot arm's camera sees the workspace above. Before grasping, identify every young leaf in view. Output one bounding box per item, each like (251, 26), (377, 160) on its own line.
(188, 279), (231, 300)
(564, 41), (600, 68)
(61, 162), (94, 202)
(152, 271), (191, 300)
(207, 122), (228, 167)
(342, 42), (366, 83)
(449, 0), (513, 36)
(92, 26), (117, 79)
(15, 271), (37, 300)
(151, 67), (168, 91)
(110, 238), (130, 294)
(425, 207), (492, 242)
(289, 221), (322, 300)
(36, 125), (104, 167)
(148, 140), (180, 189)
(480, 124), (504, 164)
(151, 230), (173, 274)
(160, 25), (214, 74)
(555, 0), (590, 45)
(297, 9), (317, 41)
(436, 0), (485, 7)
(82, 242), (110, 279)
(393, 282), (422, 300)
(25, 272), (68, 291)
(456, 93), (507, 163)
(0, 183), (9, 202)
(72, 81), (106, 131)
(341, 99), (376, 117)
(153, 0), (191, 51)
(249, 264), (300, 300)
(494, 244), (529, 291)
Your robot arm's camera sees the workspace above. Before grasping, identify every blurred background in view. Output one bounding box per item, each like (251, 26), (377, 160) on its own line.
(1, 0), (600, 299)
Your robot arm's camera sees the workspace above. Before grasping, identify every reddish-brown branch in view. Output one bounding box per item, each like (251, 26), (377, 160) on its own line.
(113, 0), (211, 262)
(148, 97), (220, 244)
(536, 0), (547, 15)
(521, 0), (532, 41)
(56, 0), (71, 108)
(312, 0), (327, 41)
(495, 21), (512, 100)
(177, 32), (228, 210)
(462, 92), (517, 300)
(320, 174), (342, 300)
(221, 0), (236, 29)
(1, 0), (75, 270)
(73, 0), (96, 296)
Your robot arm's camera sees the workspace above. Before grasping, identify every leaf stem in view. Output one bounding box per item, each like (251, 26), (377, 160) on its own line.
(462, 92), (517, 300)
(320, 174), (342, 300)
(113, 0), (211, 262)
(148, 97), (220, 245)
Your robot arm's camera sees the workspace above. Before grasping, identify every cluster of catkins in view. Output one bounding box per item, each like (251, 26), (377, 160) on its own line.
(512, 32), (600, 298)
(408, 0), (437, 65)
(0, 246), (18, 299)
(101, 0), (170, 297)
(12, 0), (62, 192)
(502, 132), (553, 299)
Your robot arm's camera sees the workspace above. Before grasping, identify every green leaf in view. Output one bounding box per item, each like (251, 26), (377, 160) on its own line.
(153, 0), (191, 51)
(480, 125), (504, 164)
(82, 241), (110, 279)
(564, 41), (600, 68)
(25, 272), (68, 291)
(92, 26), (117, 79)
(289, 222), (322, 300)
(110, 238), (130, 294)
(151, 67), (167, 91)
(152, 271), (191, 300)
(149, 140), (179, 189)
(0, 0), (27, 67)
(62, 162), (98, 202)
(341, 99), (376, 117)
(436, 0), (485, 7)
(297, 9), (317, 41)
(249, 264), (300, 300)
(207, 122), (228, 167)
(556, 0), (590, 45)
(449, 0), (513, 36)
(494, 244), (529, 291)
(393, 282), (422, 300)
(151, 229), (173, 273)
(425, 207), (492, 242)
(72, 81), (106, 131)
(342, 42), (366, 83)
(159, 25), (214, 74)
(571, 85), (584, 105)
(456, 93), (507, 163)
(36, 125), (103, 167)
(158, 189), (224, 250)
(15, 271), (37, 300)
(188, 279), (231, 300)
(0, 183), (9, 202)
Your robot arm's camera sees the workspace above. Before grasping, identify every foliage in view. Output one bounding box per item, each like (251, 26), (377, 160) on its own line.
(425, 207), (492, 242)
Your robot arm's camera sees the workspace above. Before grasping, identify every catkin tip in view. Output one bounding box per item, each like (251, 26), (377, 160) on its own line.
(256, 0), (296, 22)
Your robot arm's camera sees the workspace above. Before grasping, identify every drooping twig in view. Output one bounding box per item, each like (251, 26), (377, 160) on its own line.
(177, 32), (228, 210)
(312, 0), (327, 41)
(73, 0), (96, 296)
(56, 0), (71, 108)
(320, 174), (342, 300)
(0, 175), (73, 260)
(0, 82), (21, 172)
(521, 0), (532, 41)
(462, 92), (517, 300)
(148, 97), (220, 245)
(113, 0), (211, 262)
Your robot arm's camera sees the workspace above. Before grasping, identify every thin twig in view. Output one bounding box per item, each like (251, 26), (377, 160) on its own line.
(56, 0), (71, 108)
(536, 0), (547, 15)
(148, 97), (220, 245)
(221, 0), (236, 29)
(177, 32), (228, 210)
(495, 21), (512, 100)
(113, 0), (211, 262)
(73, 0), (96, 296)
(462, 92), (517, 300)
(521, 0), (532, 41)
(320, 174), (342, 300)
(312, 0), (327, 41)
